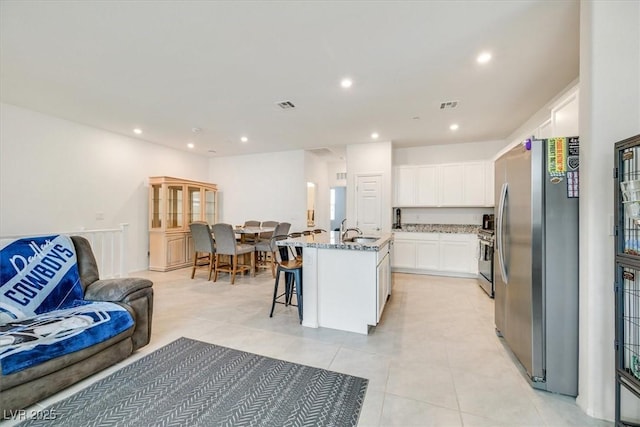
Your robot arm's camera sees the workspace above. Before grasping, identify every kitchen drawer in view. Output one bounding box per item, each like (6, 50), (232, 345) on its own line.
(393, 232), (439, 241)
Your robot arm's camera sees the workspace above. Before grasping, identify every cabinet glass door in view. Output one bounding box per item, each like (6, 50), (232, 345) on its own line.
(188, 186), (201, 224)
(167, 185), (183, 229)
(619, 146), (640, 255)
(618, 265), (640, 384)
(151, 183), (162, 229)
(205, 189), (216, 225)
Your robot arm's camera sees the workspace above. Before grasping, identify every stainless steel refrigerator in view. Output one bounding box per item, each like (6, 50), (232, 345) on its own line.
(494, 137), (579, 396)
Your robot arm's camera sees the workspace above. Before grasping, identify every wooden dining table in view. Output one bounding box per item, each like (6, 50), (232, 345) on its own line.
(233, 226), (275, 243)
(232, 226), (276, 271)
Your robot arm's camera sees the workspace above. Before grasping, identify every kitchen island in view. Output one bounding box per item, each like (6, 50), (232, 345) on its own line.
(277, 231), (393, 334)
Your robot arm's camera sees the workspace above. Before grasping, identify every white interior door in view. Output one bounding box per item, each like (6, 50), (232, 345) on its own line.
(356, 174), (382, 234)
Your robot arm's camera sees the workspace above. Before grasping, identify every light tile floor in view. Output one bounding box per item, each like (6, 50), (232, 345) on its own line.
(8, 269), (613, 427)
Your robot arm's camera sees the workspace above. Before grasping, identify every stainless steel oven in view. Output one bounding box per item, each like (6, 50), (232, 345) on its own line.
(478, 229), (494, 297)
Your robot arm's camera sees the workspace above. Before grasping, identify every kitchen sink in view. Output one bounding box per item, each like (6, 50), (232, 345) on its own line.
(343, 236), (379, 244)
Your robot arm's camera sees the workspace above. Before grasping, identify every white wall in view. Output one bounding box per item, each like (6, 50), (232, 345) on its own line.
(393, 139), (507, 165)
(208, 150), (307, 231)
(327, 161), (347, 188)
(0, 103), (210, 272)
(578, 1), (640, 421)
(346, 141), (393, 232)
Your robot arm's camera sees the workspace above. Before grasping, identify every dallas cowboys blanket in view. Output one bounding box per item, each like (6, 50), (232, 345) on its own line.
(0, 235), (134, 375)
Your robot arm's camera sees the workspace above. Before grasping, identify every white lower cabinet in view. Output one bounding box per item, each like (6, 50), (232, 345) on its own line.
(415, 239), (439, 270)
(377, 250), (391, 322)
(392, 232), (478, 277)
(440, 234), (476, 273)
(393, 240), (417, 269)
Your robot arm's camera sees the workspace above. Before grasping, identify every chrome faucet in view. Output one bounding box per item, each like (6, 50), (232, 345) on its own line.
(341, 227), (362, 241)
(340, 218), (347, 235)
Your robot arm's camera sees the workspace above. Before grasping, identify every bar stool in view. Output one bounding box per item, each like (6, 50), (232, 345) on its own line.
(287, 232), (304, 259)
(254, 222), (291, 277)
(269, 235), (303, 323)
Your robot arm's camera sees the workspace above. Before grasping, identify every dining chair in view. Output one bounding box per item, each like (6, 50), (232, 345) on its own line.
(189, 222), (216, 280)
(211, 223), (255, 284)
(242, 220), (261, 243)
(254, 222), (291, 277)
(259, 220), (279, 240)
(269, 235), (303, 323)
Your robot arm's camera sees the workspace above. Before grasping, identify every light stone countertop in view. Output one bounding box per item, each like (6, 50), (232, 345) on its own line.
(393, 224), (480, 233)
(276, 231), (393, 251)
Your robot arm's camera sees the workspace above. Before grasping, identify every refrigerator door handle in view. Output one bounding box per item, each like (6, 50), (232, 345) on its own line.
(497, 182), (509, 284)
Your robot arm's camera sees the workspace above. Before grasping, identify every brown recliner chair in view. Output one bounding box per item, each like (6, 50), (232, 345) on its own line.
(0, 235), (154, 412)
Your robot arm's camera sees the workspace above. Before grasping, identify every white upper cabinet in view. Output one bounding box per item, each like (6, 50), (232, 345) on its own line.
(394, 161), (494, 207)
(535, 89), (578, 139)
(461, 162), (486, 206)
(394, 166), (417, 206)
(416, 165), (439, 205)
(439, 164), (465, 206)
(485, 160), (495, 206)
(536, 119), (553, 139)
(551, 91), (579, 137)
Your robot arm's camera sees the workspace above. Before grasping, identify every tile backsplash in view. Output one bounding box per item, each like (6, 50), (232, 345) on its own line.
(394, 207), (494, 226)
(397, 223), (480, 233)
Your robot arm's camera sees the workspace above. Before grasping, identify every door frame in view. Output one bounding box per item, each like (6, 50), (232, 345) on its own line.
(354, 172), (384, 234)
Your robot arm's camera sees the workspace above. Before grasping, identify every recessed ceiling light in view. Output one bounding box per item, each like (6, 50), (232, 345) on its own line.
(133, 128), (142, 135)
(477, 52), (492, 64)
(340, 78), (353, 89)
(371, 132), (379, 139)
(187, 143), (195, 149)
(450, 124), (459, 131)
(240, 136), (248, 143)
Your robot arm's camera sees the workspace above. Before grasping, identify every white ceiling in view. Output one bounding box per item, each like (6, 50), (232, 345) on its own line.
(0, 1), (579, 159)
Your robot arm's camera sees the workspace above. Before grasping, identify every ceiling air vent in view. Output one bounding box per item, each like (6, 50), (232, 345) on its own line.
(440, 100), (459, 109)
(277, 100), (296, 110)
(308, 148), (333, 157)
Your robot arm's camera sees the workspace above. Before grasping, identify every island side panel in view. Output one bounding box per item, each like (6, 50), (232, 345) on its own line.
(317, 247), (377, 334)
(301, 246), (319, 329)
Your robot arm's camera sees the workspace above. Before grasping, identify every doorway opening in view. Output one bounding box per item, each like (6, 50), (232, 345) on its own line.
(330, 186), (346, 231)
(307, 182), (316, 227)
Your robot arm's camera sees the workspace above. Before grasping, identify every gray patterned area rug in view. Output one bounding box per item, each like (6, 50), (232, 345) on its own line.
(20, 337), (368, 427)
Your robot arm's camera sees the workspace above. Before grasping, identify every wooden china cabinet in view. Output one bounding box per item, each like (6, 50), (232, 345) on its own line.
(148, 176), (218, 271)
(614, 134), (640, 426)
